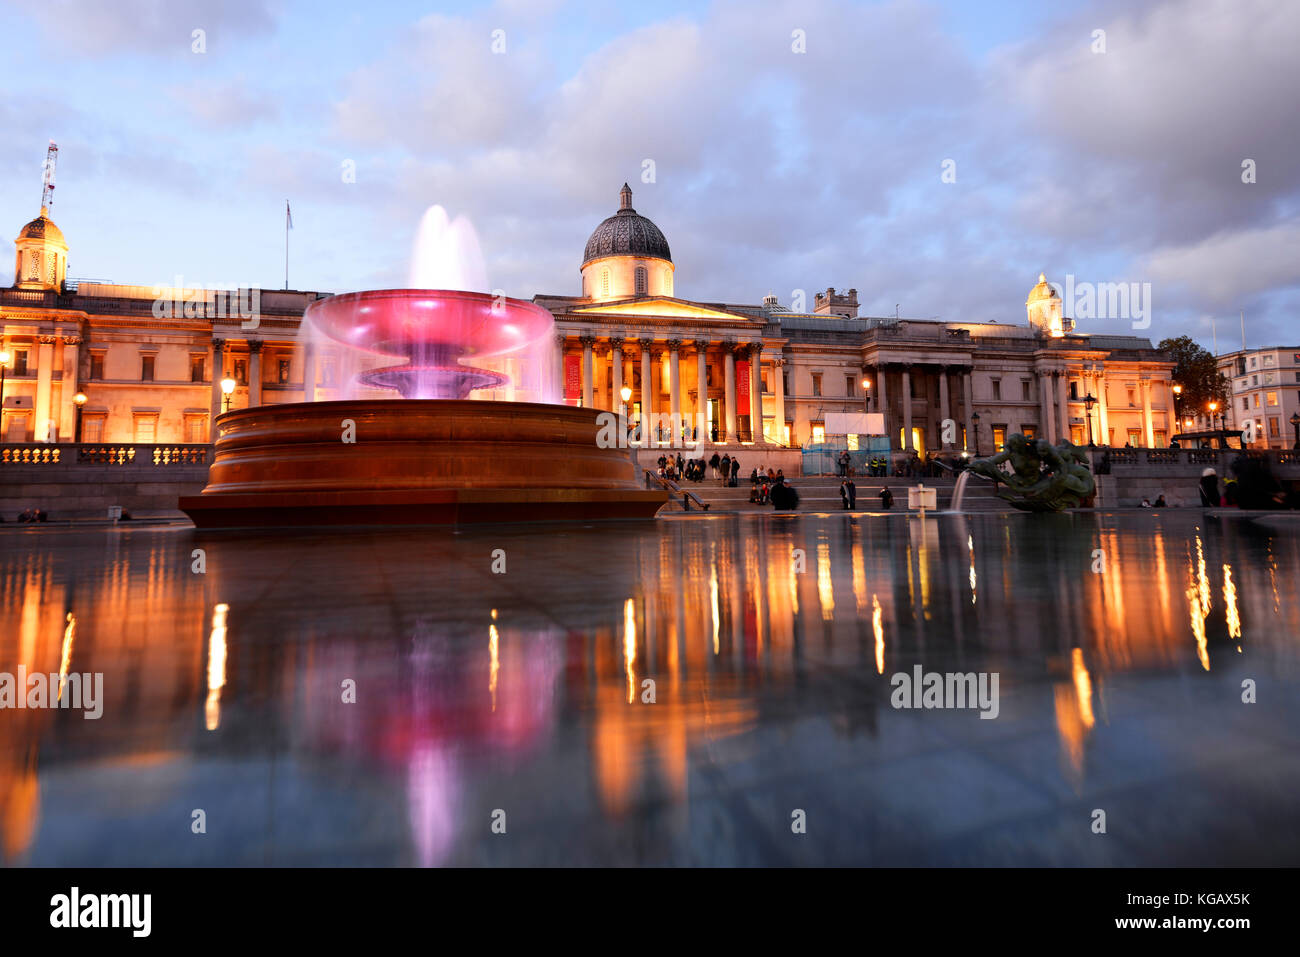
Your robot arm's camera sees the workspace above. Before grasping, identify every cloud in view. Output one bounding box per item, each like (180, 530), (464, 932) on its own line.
(15, 0), (278, 56)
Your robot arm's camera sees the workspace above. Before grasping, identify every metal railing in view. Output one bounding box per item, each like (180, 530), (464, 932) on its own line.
(643, 469), (709, 511)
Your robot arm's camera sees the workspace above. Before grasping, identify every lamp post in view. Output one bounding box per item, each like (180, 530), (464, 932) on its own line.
(221, 376), (236, 412)
(619, 385), (633, 441)
(73, 392), (87, 443)
(1290, 411), (1299, 449)
(861, 376), (872, 412)
(1083, 393), (1096, 446)
(971, 410), (981, 457)
(1171, 383), (1182, 423)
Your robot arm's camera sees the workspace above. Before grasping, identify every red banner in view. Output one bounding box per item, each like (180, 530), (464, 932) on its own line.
(737, 360), (750, 406)
(564, 354), (581, 400)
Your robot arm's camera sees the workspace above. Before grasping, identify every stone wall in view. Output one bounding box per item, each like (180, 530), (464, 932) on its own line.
(0, 443), (211, 520)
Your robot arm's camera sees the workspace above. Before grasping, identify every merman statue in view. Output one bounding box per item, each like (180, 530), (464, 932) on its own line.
(968, 434), (1096, 511)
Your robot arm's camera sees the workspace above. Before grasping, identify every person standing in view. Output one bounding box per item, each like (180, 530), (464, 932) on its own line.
(730, 457), (740, 487)
(846, 477), (857, 510)
(879, 485), (893, 509)
(840, 480), (850, 510)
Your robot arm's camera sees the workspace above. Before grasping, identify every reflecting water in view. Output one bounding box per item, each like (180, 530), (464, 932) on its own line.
(1, 512), (1298, 866)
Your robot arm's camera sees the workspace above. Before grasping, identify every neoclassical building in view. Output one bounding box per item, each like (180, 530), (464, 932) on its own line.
(1, 179), (1175, 456)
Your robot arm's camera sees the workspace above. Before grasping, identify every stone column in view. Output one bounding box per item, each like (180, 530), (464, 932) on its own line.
(1057, 371), (1070, 442)
(1097, 372), (1110, 444)
(34, 335), (55, 441)
(248, 340), (263, 407)
(695, 340), (709, 442)
(773, 355), (786, 445)
(302, 341), (317, 403)
(723, 341), (738, 443)
(210, 337), (227, 422)
(667, 338), (682, 442)
(580, 335), (594, 409)
(553, 334), (566, 400)
(749, 344), (763, 441)
(1141, 376), (1155, 447)
(901, 366), (913, 450)
(639, 339), (653, 442)
(962, 369), (974, 452)
(1038, 371), (1055, 443)
(938, 368), (951, 448)
(609, 337), (624, 416)
(59, 335), (81, 441)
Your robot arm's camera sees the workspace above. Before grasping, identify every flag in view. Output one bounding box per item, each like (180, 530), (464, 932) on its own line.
(286, 200), (293, 229)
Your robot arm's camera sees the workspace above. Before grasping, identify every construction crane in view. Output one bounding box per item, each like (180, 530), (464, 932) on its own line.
(41, 140), (58, 211)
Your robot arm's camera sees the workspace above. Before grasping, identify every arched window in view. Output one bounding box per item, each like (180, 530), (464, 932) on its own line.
(601, 269), (610, 297)
(634, 266), (647, 296)
(583, 275), (589, 297)
(664, 270), (673, 296)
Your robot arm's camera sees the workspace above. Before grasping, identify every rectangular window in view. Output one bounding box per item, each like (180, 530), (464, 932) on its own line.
(1253, 394), (1261, 408)
(1022, 425), (1036, 440)
(1070, 426), (1084, 445)
(1266, 391), (1278, 405)
(845, 375), (855, 396)
(991, 379), (1001, 400)
(1264, 354), (1274, 366)
(1069, 380), (1079, 400)
(1269, 417), (1280, 437)
(233, 358), (248, 385)
(190, 355), (205, 382)
(278, 359), (291, 384)
(141, 355), (155, 381)
(1021, 381), (1031, 401)
(992, 426), (1007, 452)
(13, 350), (31, 376)
(90, 353), (104, 380)
(1127, 428), (1142, 446)
(82, 413), (105, 443)
(1153, 429), (1167, 448)
(1242, 396), (1249, 410)
(1127, 389), (1136, 406)
(811, 423), (825, 444)
(132, 414), (158, 444)
(184, 415), (207, 443)
(811, 373), (822, 397)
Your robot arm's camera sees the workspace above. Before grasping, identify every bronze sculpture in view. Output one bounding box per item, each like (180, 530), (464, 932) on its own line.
(967, 434), (1096, 511)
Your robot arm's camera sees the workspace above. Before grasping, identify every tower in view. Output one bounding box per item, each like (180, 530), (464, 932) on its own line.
(1026, 272), (1063, 338)
(13, 142), (68, 291)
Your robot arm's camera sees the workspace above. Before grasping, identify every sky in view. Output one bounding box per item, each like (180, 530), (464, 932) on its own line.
(1, 0), (1296, 350)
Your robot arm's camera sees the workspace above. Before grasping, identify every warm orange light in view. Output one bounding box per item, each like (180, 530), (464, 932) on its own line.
(73, 392), (87, 406)
(1172, 384), (1182, 395)
(221, 377), (236, 396)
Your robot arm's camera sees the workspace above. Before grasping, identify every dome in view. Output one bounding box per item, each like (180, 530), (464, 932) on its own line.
(582, 184), (671, 266)
(17, 208), (65, 246)
(1027, 272), (1057, 302)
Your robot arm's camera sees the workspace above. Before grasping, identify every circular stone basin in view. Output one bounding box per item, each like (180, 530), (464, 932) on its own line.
(179, 399), (668, 527)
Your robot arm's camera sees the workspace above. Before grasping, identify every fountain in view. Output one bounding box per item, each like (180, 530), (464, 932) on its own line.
(179, 208), (667, 528)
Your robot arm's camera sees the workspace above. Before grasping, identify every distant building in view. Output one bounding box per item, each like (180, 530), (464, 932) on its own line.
(1215, 347), (1300, 449)
(1, 171), (1175, 453)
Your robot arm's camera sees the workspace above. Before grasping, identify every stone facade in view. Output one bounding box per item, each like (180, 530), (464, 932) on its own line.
(1, 184), (1176, 453)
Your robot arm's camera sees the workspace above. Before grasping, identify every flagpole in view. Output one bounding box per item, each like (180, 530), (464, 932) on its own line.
(284, 200), (290, 290)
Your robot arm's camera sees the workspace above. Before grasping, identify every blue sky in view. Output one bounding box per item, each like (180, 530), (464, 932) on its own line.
(1, 0), (1296, 350)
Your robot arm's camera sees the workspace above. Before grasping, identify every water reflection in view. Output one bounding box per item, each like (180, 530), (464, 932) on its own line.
(1, 511), (1298, 865)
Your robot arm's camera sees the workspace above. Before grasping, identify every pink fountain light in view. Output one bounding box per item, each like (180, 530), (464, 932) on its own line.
(303, 288), (555, 399)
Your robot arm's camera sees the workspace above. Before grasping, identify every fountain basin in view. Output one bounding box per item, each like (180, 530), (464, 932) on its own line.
(180, 399), (667, 528)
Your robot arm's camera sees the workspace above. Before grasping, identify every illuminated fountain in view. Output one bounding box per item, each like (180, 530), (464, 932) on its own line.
(180, 207), (666, 528)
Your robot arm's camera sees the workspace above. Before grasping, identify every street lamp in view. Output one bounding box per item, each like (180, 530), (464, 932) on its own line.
(1290, 411), (1299, 449)
(861, 376), (872, 412)
(221, 376), (236, 412)
(971, 411), (981, 457)
(1171, 383), (1182, 421)
(1083, 393), (1096, 445)
(73, 392), (87, 442)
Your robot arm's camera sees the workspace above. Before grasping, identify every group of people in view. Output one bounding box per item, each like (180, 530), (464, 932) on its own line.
(749, 467), (790, 504)
(657, 452), (753, 487)
(837, 480), (894, 510)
